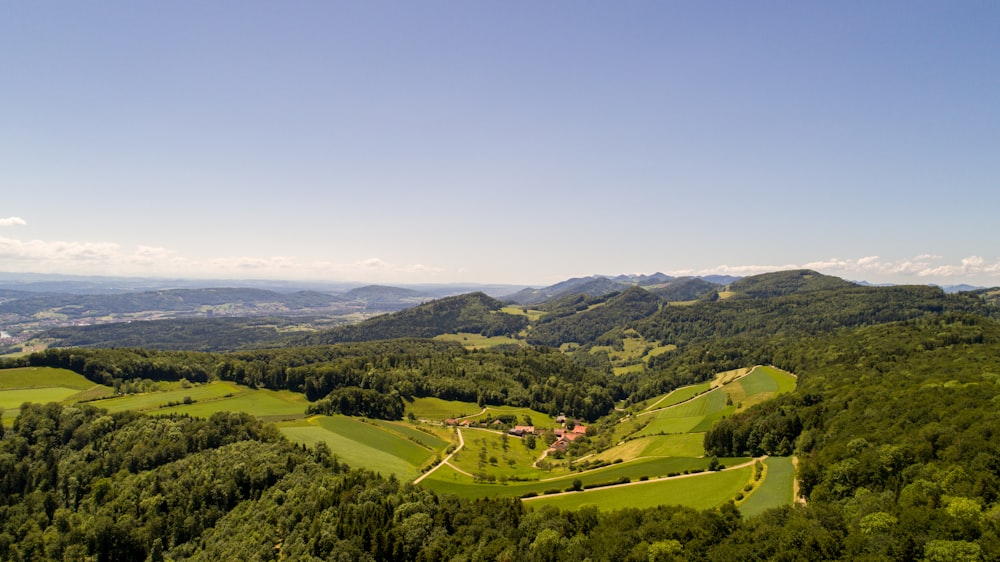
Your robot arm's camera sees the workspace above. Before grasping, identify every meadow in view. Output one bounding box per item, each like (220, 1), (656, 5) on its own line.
(737, 456), (796, 517)
(527, 465), (754, 511)
(0, 367), (112, 426)
(0, 362), (799, 514)
(278, 414), (451, 479)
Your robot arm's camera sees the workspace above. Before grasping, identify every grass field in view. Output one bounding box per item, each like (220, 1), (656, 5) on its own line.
(641, 382), (712, 411)
(155, 387), (309, 420)
(87, 381), (247, 413)
(421, 454), (748, 499)
(738, 457), (796, 517)
(462, 405), (557, 428)
(0, 367), (97, 390)
(279, 415), (451, 479)
(528, 465), (754, 511)
(0, 367), (112, 426)
(405, 397), (483, 420)
(448, 428), (547, 479)
(434, 332), (523, 349)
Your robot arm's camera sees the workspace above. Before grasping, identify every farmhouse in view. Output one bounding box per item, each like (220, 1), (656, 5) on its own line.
(508, 425), (535, 437)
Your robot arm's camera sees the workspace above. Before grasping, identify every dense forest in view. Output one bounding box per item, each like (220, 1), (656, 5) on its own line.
(6, 339), (618, 421)
(4, 270), (1000, 560)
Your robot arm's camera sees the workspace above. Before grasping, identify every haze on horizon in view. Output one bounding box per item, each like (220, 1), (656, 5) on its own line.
(2, 3), (998, 287)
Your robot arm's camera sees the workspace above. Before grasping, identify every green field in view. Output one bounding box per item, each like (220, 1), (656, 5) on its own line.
(0, 367), (111, 425)
(421, 454), (748, 500)
(417, 365), (796, 508)
(738, 457), (796, 517)
(87, 381), (247, 413)
(448, 428), (548, 479)
(528, 465), (753, 511)
(405, 397), (483, 420)
(279, 415), (451, 479)
(0, 366), (97, 390)
(641, 382), (712, 411)
(434, 332), (523, 349)
(155, 387), (309, 420)
(461, 406), (558, 429)
(635, 366), (797, 437)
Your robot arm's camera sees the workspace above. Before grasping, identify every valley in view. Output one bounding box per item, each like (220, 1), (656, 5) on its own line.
(2, 269), (999, 560)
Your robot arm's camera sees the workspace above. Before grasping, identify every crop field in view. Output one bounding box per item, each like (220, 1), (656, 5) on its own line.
(528, 465), (754, 511)
(738, 457), (796, 517)
(279, 415), (449, 479)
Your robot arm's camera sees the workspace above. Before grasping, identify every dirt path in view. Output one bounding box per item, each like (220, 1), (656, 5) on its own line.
(413, 428), (466, 484)
(792, 456), (806, 505)
(523, 456), (767, 500)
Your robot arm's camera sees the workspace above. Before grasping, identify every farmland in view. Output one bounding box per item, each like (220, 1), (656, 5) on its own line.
(415, 365), (797, 509)
(0, 361), (798, 513)
(0, 366), (112, 426)
(277, 414), (451, 479)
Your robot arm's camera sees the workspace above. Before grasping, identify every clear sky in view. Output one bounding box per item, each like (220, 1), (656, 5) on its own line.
(2, 2), (998, 286)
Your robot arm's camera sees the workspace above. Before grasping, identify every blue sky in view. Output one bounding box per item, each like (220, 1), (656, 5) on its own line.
(2, 2), (998, 286)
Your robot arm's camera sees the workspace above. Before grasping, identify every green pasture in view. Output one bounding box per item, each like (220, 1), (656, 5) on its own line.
(0, 387), (81, 410)
(463, 405), (557, 429)
(1, 367), (113, 426)
(500, 306), (545, 321)
(434, 332), (522, 349)
(279, 415), (447, 479)
(155, 388), (308, 419)
(87, 381), (244, 413)
(590, 433), (704, 463)
(366, 418), (450, 450)
(738, 457), (796, 517)
(422, 455), (748, 500)
(448, 429), (547, 479)
(528, 465), (753, 512)
(405, 397), (482, 421)
(0, 367), (96, 390)
(641, 381), (712, 411)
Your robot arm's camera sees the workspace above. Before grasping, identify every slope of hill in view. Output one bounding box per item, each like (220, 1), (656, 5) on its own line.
(647, 276), (720, 301)
(288, 292), (529, 345)
(526, 286), (662, 347)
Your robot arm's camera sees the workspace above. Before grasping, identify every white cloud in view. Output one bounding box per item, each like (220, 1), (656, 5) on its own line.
(0, 217), (27, 227)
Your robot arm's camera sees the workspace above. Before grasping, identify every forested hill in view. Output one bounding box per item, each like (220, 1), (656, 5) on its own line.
(634, 270), (988, 346)
(15, 339), (617, 419)
(0, 403), (747, 561)
(286, 292), (528, 345)
(526, 286), (662, 347)
(0, 287), (345, 316)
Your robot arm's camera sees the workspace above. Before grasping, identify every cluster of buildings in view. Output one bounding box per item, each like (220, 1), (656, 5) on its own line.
(444, 414), (590, 453)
